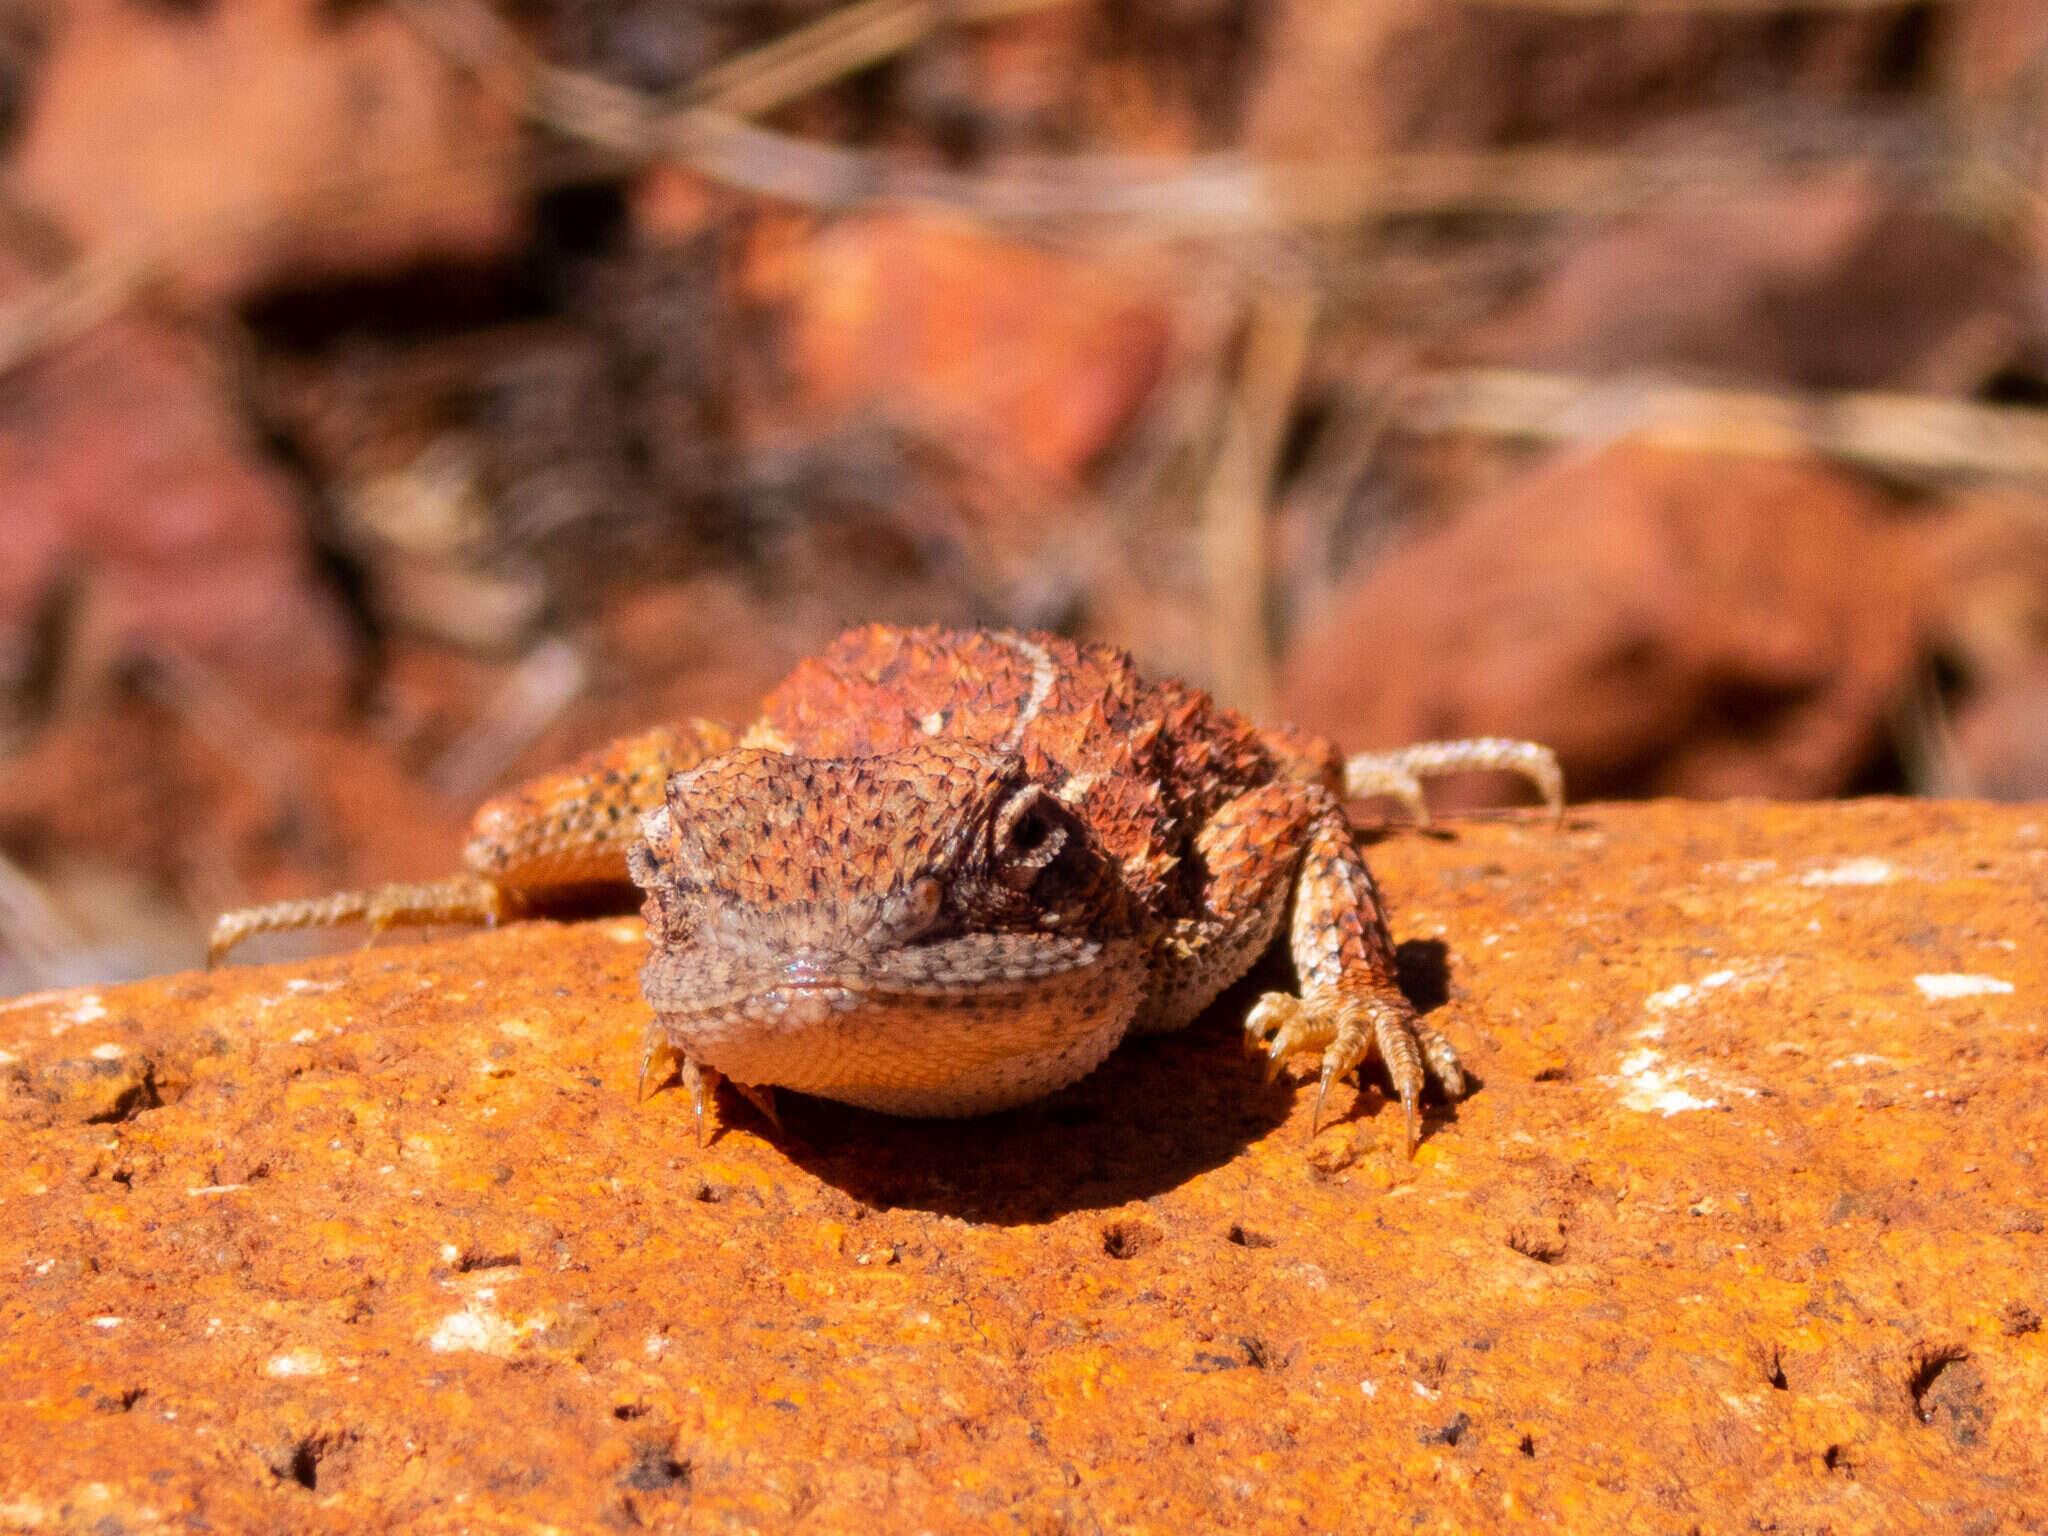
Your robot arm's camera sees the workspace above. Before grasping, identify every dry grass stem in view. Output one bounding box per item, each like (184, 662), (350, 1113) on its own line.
(0, 845), (90, 990)
(1397, 368), (2048, 485)
(429, 636), (589, 803)
(1198, 285), (1316, 719)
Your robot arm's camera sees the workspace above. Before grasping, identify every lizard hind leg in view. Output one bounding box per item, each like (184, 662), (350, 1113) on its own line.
(207, 876), (509, 966)
(1344, 738), (1564, 827)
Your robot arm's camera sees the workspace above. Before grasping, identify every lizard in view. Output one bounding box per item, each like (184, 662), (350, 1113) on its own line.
(209, 625), (1561, 1152)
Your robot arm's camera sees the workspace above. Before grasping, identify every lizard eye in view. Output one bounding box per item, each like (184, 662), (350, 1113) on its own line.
(992, 785), (1071, 890)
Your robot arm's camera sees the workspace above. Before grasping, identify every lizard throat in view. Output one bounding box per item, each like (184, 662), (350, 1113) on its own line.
(640, 935), (1151, 1117)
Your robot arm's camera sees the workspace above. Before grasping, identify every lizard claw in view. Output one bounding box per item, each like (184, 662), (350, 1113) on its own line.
(666, 1055), (777, 1141)
(1245, 995), (1308, 1084)
(1246, 988), (1456, 1156)
(637, 1026), (681, 1104)
(680, 1056), (714, 1145)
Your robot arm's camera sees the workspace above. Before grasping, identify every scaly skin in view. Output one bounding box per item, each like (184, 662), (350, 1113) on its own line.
(212, 626), (1563, 1151)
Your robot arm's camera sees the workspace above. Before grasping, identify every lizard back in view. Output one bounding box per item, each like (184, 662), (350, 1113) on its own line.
(749, 625), (1280, 917)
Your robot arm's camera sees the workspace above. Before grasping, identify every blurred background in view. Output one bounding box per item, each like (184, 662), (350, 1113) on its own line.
(3, 0), (2047, 991)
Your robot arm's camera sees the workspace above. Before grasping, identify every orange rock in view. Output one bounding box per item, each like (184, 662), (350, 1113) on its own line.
(1921, 490), (2048, 800)
(1951, 661), (2048, 800)
(0, 316), (355, 724)
(749, 212), (1170, 486)
(1456, 170), (2028, 394)
(3, 799), (2044, 1527)
(1281, 440), (1933, 804)
(1245, 0), (1917, 159)
(9, 0), (523, 299)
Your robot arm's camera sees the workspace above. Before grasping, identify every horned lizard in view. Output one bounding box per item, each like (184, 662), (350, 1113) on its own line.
(211, 625), (1560, 1151)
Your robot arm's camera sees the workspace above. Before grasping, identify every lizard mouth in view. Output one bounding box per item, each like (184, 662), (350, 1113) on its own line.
(640, 933), (1150, 1117)
(652, 931), (1118, 1014)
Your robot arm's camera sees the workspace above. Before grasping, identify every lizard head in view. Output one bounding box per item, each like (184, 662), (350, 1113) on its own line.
(627, 742), (1148, 1117)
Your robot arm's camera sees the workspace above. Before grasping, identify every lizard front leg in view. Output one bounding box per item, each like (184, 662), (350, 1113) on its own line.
(208, 719), (739, 964)
(1194, 781), (1464, 1153)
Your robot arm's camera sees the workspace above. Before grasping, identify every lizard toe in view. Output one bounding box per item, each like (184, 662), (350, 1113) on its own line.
(1412, 1017), (1468, 1101)
(1245, 993), (1333, 1083)
(1249, 988), (1465, 1154)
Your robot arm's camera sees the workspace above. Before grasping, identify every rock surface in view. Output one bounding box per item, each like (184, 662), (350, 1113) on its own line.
(2, 799), (2043, 1531)
(9, 0), (521, 299)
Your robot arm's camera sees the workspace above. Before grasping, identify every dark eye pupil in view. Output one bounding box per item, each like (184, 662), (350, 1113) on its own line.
(1011, 811), (1047, 851)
